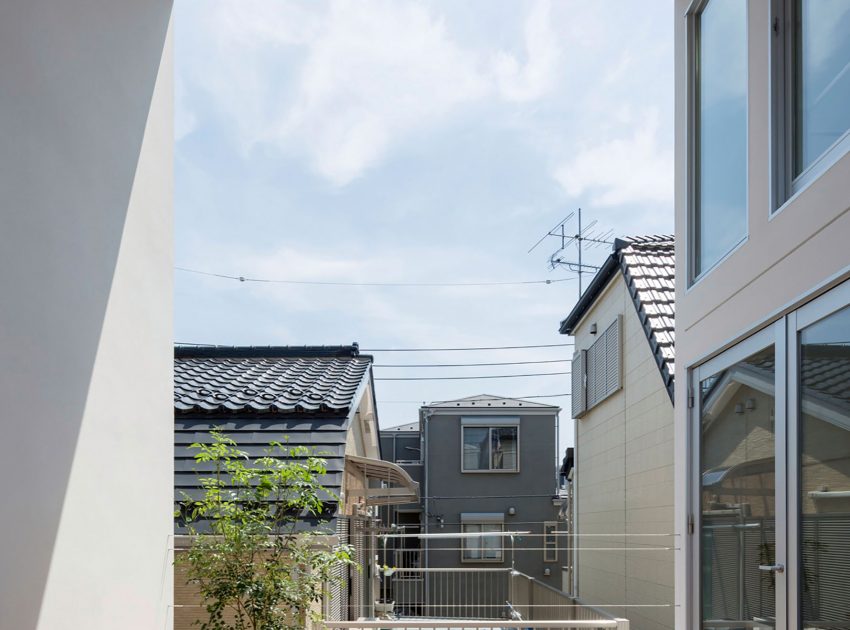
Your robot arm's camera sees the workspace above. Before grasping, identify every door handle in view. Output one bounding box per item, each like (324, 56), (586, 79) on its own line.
(758, 564), (785, 573)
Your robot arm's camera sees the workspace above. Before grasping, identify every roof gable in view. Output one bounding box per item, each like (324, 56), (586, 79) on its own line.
(559, 235), (675, 402)
(423, 393), (559, 410)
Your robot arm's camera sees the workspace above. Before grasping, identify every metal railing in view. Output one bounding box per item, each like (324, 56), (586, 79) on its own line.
(373, 566), (624, 626)
(322, 621), (629, 629)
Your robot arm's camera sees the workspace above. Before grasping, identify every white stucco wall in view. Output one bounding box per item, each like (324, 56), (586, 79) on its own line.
(0, 2), (173, 628)
(571, 274), (675, 630)
(673, 2), (850, 628)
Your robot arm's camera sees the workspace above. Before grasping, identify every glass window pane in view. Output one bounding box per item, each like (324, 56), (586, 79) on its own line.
(796, 1), (850, 175)
(491, 427), (518, 471)
(700, 346), (776, 628)
(696, 0), (748, 276)
(462, 523), (481, 560)
(463, 427), (489, 470)
(799, 306), (850, 628)
(481, 523), (502, 560)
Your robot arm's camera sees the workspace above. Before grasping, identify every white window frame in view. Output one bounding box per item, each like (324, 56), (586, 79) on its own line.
(543, 521), (558, 563)
(460, 422), (520, 473)
(687, 0), (749, 284)
(771, 0), (850, 211)
(461, 514), (504, 563)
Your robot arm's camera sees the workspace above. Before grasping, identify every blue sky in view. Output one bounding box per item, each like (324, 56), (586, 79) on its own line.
(174, 0), (674, 449)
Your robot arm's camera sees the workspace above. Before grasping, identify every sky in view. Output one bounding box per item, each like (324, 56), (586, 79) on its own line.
(173, 0), (675, 454)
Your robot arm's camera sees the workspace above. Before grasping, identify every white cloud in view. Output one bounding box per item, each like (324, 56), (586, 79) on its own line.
(492, 0), (561, 103)
(178, 0), (569, 186)
(552, 108), (673, 207)
(277, 0), (489, 185)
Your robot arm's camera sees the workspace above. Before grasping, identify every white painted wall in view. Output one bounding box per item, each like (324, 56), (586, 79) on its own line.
(0, 1), (173, 628)
(571, 274), (674, 630)
(674, 2), (850, 627)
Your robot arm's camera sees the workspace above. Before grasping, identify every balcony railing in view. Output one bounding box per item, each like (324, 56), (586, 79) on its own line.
(371, 567), (624, 628)
(322, 620), (630, 629)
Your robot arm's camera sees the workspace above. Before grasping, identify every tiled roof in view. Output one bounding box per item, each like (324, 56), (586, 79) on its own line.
(423, 394), (560, 409)
(174, 345), (372, 415)
(616, 236), (675, 400)
(559, 235), (675, 402)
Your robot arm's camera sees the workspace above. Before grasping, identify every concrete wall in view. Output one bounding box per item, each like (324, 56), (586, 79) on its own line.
(571, 274), (674, 630)
(673, 2), (850, 627)
(0, 1), (173, 628)
(423, 408), (561, 586)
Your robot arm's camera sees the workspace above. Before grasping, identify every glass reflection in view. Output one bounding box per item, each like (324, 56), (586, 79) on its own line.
(799, 306), (850, 628)
(696, 0), (747, 276)
(796, 1), (850, 175)
(700, 346), (776, 629)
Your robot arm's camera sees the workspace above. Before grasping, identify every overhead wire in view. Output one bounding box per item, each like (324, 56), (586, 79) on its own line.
(362, 343), (573, 351)
(374, 371), (570, 381)
(374, 358), (568, 368)
(176, 266), (575, 288)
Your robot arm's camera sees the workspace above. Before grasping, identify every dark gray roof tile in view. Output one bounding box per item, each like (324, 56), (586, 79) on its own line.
(173, 346), (371, 416)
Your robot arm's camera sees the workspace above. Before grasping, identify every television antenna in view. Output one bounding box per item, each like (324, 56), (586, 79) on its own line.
(528, 208), (614, 296)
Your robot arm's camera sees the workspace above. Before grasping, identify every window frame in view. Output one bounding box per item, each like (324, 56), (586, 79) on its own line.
(687, 0), (750, 284)
(772, 0), (850, 212)
(460, 424), (520, 474)
(461, 520), (505, 563)
(543, 521), (558, 563)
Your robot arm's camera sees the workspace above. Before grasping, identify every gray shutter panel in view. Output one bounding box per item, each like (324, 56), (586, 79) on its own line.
(605, 317), (621, 395)
(571, 351), (586, 418)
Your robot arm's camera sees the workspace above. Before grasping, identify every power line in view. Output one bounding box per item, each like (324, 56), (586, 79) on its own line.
(375, 371), (570, 381)
(176, 266), (575, 288)
(374, 359), (569, 368)
(362, 343), (573, 352)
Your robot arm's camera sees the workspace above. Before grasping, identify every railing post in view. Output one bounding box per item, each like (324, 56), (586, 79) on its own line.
(614, 618), (630, 630)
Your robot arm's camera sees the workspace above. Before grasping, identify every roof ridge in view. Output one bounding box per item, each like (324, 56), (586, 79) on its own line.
(174, 344), (364, 359)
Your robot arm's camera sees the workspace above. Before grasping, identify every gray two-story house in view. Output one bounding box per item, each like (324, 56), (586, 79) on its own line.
(379, 395), (564, 617)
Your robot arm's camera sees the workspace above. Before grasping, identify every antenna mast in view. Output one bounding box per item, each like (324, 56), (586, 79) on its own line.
(528, 208), (614, 297)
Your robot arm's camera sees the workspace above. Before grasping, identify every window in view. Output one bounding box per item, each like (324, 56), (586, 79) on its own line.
(691, 0), (748, 278)
(543, 521), (558, 563)
(572, 317), (621, 418)
(461, 424), (518, 472)
(461, 514), (504, 562)
(688, 282), (850, 628)
(774, 1), (850, 203)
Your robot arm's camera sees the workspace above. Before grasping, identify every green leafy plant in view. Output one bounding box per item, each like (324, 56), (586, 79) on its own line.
(176, 430), (353, 630)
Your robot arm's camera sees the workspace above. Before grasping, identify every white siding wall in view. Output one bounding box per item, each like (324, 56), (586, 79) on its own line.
(0, 2), (173, 628)
(674, 3), (850, 627)
(573, 274), (674, 630)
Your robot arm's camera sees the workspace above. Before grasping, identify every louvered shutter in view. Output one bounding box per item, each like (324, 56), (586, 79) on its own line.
(605, 317), (622, 395)
(571, 350), (586, 417)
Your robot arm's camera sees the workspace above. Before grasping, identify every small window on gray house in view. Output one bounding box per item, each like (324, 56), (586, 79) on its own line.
(462, 424), (519, 472)
(572, 317), (622, 418)
(461, 513), (504, 562)
(543, 521), (558, 562)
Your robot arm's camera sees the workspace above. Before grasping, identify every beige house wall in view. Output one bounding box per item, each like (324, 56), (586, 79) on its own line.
(572, 274), (674, 630)
(673, 2), (850, 627)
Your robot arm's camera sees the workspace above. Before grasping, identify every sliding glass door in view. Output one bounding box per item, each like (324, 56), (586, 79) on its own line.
(694, 323), (785, 629)
(692, 282), (850, 630)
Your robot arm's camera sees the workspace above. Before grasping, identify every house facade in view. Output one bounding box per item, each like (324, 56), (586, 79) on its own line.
(560, 236), (675, 630)
(0, 2), (174, 628)
(173, 344), (419, 627)
(674, 3), (850, 628)
(421, 396), (563, 581)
